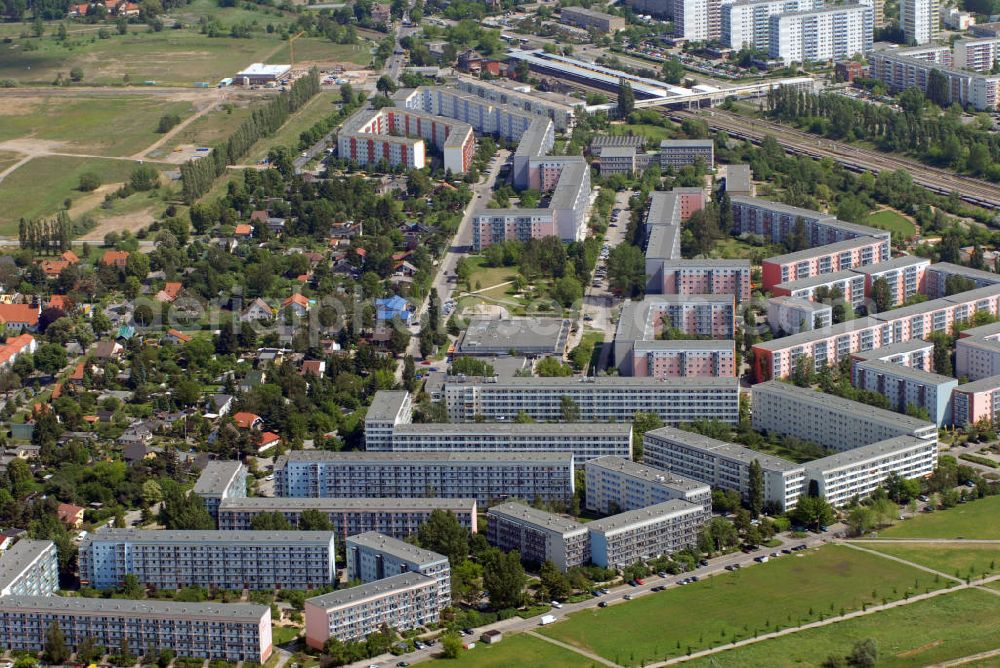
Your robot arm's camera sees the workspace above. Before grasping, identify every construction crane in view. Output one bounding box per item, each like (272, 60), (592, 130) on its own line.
(289, 31), (305, 70)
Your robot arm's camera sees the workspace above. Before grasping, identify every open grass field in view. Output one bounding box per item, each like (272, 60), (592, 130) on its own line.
(707, 236), (784, 261)
(271, 625), (301, 646)
(608, 123), (675, 143)
(0, 94), (195, 157)
(466, 256), (520, 293)
(245, 92), (342, 163)
(266, 37), (372, 66)
(0, 152), (22, 173)
(683, 589), (1000, 668)
(866, 209), (917, 238)
(538, 544), (942, 666)
(154, 101), (262, 157)
(877, 495), (1000, 539)
(438, 633), (588, 668)
(862, 542), (1000, 580)
(0, 30), (288, 86)
(0, 156), (169, 232)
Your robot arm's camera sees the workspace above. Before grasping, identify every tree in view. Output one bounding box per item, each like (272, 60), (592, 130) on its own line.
(631, 412), (663, 461)
(159, 484), (214, 530)
(299, 509), (334, 531)
(539, 560), (571, 600)
(33, 343), (67, 375)
(617, 78), (635, 117)
(748, 459), (764, 519)
(662, 57), (684, 84)
(870, 277), (892, 313)
(848, 638), (878, 668)
(250, 512), (293, 530)
(122, 573), (144, 599)
(607, 243), (645, 297)
(551, 275), (582, 308)
(78, 172), (102, 192)
(129, 164), (160, 192)
(846, 506), (876, 536)
(416, 509), (469, 566)
(792, 495), (835, 531)
(77, 636), (101, 665)
(926, 69), (949, 107)
(69, 66), (84, 82)
(481, 547), (526, 610)
(376, 74), (397, 95)
(536, 357), (572, 377)
(560, 395), (580, 421)
(440, 630), (463, 659)
(44, 621), (69, 665)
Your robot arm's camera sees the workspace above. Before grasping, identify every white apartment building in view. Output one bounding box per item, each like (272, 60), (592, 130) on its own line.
(752, 381), (939, 451)
(364, 390), (414, 450)
(769, 4), (873, 65)
(767, 295), (833, 334)
(643, 427), (806, 511)
(853, 359), (958, 427)
(0, 540), (59, 597)
(439, 376), (741, 425)
(385, 422), (632, 462)
(901, 0), (940, 45)
(674, 0), (721, 41)
(584, 456), (712, 515)
(346, 532), (450, 609)
(193, 460), (248, 521)
(955, 37), (1000, 72)
(487, 503), (590, 572)
(274, 451), (575, 506)
(588, 500), (707, 569)
(722, 0), (821, 50)
(304, 572), (440, 646)
(804, 435), (936, 506)
(454, 79), (578, 131)
(217, 497), (478, 539)
(78, 529), (337, 591)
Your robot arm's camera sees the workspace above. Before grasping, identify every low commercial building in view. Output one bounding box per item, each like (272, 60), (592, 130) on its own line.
(767, 295), (833, 334)
(385, 422), (632, 462)
(584, 456), (711, 514)
(364, 390), (414, 450)
(560, 5), (627, 31)
(761, 236), (890, 291)
(853, 360), (958, 427)
(234, 63), (289, 85)
(440, 375), (741, 425)
(752, 381), (938, 450)
(78, 529), (337, 591)
(722, 164), (753, 196)
(659, 139), (715, 170)
(337, 106), (474, 173)
(304, 573), (440, 646)
(456, 317), (570, 356)
(346, 532), (450, 608)
(217, 497), (478, 539)
(653, 259), (752, 303)
(956, 321), (1000, 381)
(804, 435), (936, 506)
(274, 451), (575, 506)
(193, 460), (247, 521)
(0, 540), (58, 597)
(951, 375), (1000, 427)
(588, 500), (707, 569)
(0, 597), (271, 663)
(487, 503), (589, 572)
(643, 427), (806, 512)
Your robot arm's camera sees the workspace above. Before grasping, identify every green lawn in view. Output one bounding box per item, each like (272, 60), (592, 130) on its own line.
(708, 236), (784, 261)
(862, 542), (1000, 580)
(0, 94), (194, 157)
(156, 102), (261, 156)
(607, 123), (674, 143)
(246, 92), (342, 163)
(539, 545), (942, 666)
(866, 209), (916, 238)
(465, 256), (520, 294)
(431, 633), (588, 668)
(682, 589), (1000, 668)
(271, 625), (301, 645)
(0, 156), (169, 231)
(266, 37), (372, 66)
(877, 495), (1000, 539)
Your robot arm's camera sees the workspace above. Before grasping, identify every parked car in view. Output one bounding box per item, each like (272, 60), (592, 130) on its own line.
(599, 601), (608, 608)
(551, 601), (563, 609)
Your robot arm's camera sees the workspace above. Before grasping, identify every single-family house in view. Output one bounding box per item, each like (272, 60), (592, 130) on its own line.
(234, 224), (254, 238)
(375, 295), (411, 323)
(155, 282), (183, 303)
(0, 304), (40, 332)
(0, 334), (36, 370)
(241, 297), (275, 322)
(283, 293), (311, 317)
(300, 360), (326, 377)
(258, 431), (281, 454)
(100, 250), (130, 269)
(163, 329), (192, 345)
(57, 503), (85, 529)
(93, 340), (124, 360)
(233, 411), (262, 430)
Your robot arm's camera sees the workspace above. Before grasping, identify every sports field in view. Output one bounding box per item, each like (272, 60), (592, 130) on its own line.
(862, 542), (1000, 580)
(538, 545), (941, 666)
(876, 495), (1000, 539)
(866, 209), (917, 238)
(442, 633), (588, 668)
(682, 588), (1000, 668)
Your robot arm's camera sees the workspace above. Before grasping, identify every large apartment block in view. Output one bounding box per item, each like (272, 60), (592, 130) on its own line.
(0, 597), (272, 663)
(804, 435), (936, 506)
(654, 259), (752, 303)
(559, 5), (627, 31)
(753, 284), (1000, 381)
(871, 47), (1000, 111)
(274, 451), (575, 506)
(439, 375), (741, 425)
(659, 139), (715, 169)
(193, 460), (248, 521)
(761, 236), (890, 291)
(384, 423), (632, 462)
(337, 106), (474, 173)
(752, 381), (938, 450)
(217, 497), (478, 539)
(643, 427), (806, 512)
(771, 269), (868, 310)
(900, 0), (940, 45)
(453, 79), (578, 131)
(345, 532), (451, 610)
(78, 529), (337, 591)
(673, 0), (722, 41)
(852, 254), (929, 307)
(584, 455), (711, 515)
(956, 321), (1000, 381)
(951, 375), (1000, 427)
(487, 503), (590, 572)
(853, 360), (958, 427)
(850, 339), (936, 382)
(730, 197), (889, 247)
(618, 294), (736, 343)
(955, 37), (1000, 72)
(304, 573), (440, 646)
(588, 500), (706, 568)
(364, 390), (413, 450)
(925, 262), (1000, 299)
(722, 0), (821, 50)
(767, 295), (833, 334)
(628, 340), (738, 380)
(769, 4), (873, 66)
(0, 540), (59, 597)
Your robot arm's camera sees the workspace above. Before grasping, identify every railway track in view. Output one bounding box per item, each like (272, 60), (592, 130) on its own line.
(668, 109), (1000, 210)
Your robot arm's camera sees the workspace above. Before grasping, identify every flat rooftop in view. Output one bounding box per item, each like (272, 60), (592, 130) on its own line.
(81, 529), (335, 545)
(767, 295), (831, 312)
(392, 422), (631, 436)
(724, 164), (752, 193)
(773, 268), (863, 292)
(850, 338), (934, 361)
(753, 316), (880, 352)
(806, 435), (932, 472)
(0, 595), (268, 620)
(632, 339), (735, 352)
(193, 460), (244, 496)
(855, 359), (958, 386)
(219, 497), (476, 511)
(305, 572), (432, 610)
(731, 196), (835, 221)
(587, 499), (701, 534)
(441, 375), (740, 390)
(276, 451), (574, 465)
(0, 540), (52, 592)
(955, 374), (1000, 394)
(237, 63), (290, 77)
(765, 236), (883, 265)
(659, 139), (714, 148)
(487, 502), (586, 535)
(586, 455), (709, 493)
(366, 391), (410, 423)
(347, 531), (446, 565)
(599, 146), (637, 158)
(850, 254), (930, 274)
(645, 426), (804, 472)
(457, 317), (570, 355)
